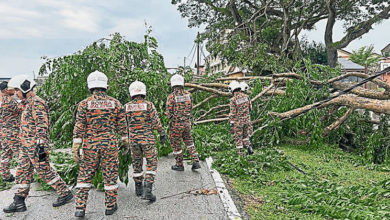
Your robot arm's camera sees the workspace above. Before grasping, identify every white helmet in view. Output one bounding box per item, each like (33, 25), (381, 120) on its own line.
(87, 71), (108, 90)
(228, 80), (241, 93)
(8, 74), (36, 93)
(129, 81), (146, 97)
(240, 82), (249, 92)
(170, 74), (184, 87)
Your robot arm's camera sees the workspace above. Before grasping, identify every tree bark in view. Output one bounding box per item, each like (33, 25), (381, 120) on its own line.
(328, 72), (390, 92)
(269, 94), (390, 120)
(193, 95), (219, 109)
(325, 0), (337, 68)
(322, 108), (354, 136)
(185, 83), (231, 96)
(332, 82), (390, 100)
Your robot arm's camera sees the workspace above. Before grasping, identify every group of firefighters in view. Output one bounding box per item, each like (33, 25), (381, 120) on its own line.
(0, 70), (253, 217)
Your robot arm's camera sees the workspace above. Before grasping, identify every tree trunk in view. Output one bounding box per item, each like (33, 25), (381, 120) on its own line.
(325, 0), (337, 67)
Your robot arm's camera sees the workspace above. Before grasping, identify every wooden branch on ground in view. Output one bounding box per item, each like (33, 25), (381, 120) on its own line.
(251, 84), (274, 102)
(269, 94), (390, 120)
(252, 118), (263, 125)
(264, 89), (286, 96)
(216, 76), (272, 81)
(193, 95), (219, 109)
(215, 114), (229, 118)
(272, 78), (293, 86)
(195, 116), (262, 125)
(332, 82), (390, 100)
(194, 118), (229, 125)
(328, 72), (390, 92)
(197, 104), (229, 120)
(322, 108), (354, 136)
(185, 83), (230, 96)
(200, 83), (229, 89)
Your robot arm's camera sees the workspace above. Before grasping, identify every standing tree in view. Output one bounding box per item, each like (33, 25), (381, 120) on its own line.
(324, 0), (390, 67)
(172, 0), (390, 69)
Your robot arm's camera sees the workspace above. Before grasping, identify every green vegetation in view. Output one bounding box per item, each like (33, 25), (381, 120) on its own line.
(218, 144), (390, 219)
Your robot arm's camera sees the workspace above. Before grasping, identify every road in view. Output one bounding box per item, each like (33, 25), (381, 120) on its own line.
(0, 154), (228, 220)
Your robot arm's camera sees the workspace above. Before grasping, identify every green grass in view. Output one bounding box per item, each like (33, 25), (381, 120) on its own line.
(228, 144), (390, 219)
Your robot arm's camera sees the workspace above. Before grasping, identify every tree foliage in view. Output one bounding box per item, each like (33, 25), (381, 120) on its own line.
(38, 32), (171, 185)
(350, 45), (381, 70)
(172, 0), (390, 69)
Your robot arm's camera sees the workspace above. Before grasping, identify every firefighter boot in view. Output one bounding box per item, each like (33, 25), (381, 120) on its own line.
(53, 191), (73, 207)
(143, 182), (156, 202)
(247, 146), (254, 155)
(3, 175), (15, 182)
(191, 162), (201, 170)
(135, 182), (143, 197)
(3, 195), (27, 213)
(105, 204), (118, 216)
(171, 165), (184, 171)
(75, 209), (85, 218)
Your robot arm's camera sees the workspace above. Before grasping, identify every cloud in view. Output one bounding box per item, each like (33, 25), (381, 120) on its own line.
(59, 8), (100, 32)
(0, 0), (101, 39)
(107, 19), (146, 40)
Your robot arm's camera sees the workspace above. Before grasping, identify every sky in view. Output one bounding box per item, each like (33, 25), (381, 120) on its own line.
(0, 0), (389, 78)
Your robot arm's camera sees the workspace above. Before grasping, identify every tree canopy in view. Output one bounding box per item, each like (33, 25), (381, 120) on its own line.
(172, 0), (390, 70)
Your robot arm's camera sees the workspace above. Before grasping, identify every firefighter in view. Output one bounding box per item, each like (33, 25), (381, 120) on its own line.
(0, 81), (20, 182)
(3, 75), (73, 213)
(166, 74), (200, 171)
(72, 71), (128, 217)
(229, 80), (254, 156)
(124, 81), (166, 202)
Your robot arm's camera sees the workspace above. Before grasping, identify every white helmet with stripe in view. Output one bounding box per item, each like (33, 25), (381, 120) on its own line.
(129, 81), (146, 97)
(87, 71), (108, 90)
(228, 80), (241, 93)
(170, 74), (184, 87)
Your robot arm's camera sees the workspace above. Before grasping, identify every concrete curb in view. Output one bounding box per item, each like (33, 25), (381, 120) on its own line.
(206, 157), (242, 220)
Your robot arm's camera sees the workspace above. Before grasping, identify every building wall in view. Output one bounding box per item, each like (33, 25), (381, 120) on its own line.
(337, 50), (351, 59)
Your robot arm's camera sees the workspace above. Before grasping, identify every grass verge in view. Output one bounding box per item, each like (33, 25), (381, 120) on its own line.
(223, 144), (390, 219)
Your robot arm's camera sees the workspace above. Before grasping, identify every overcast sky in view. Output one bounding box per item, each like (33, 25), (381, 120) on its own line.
(1, 0), (389, 78)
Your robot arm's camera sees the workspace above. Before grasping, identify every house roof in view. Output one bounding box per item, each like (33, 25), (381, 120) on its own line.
(381, 43), (390, 54)
(337, 49), (352, 55)
(337, 58), (365, 70)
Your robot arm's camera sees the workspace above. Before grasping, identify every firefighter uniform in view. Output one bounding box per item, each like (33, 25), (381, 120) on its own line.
(166, 74), (200, 170)
(15, 95), (71, 198)
(73, 71), (128, 216)
(0, 92), (21, 181)
(229, 81), (253, 156)
(125, 96), (162, 184)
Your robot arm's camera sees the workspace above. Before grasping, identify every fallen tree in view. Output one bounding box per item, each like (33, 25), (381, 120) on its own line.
(190, 64), (390, 164)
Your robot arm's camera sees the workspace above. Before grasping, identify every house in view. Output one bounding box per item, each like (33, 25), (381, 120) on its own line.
(194, 63), (206, 76)
(381, 43), (390, 56)
(338, 58), (365, 73)
(378, 57), (390, 83)
(337, 58), (365, 83)
(337, 49), (352, 59)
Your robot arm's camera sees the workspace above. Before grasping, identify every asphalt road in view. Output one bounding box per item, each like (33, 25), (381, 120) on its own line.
(0, 154), (228, 220)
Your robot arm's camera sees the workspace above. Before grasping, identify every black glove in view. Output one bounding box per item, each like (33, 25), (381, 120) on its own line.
(160, 133), (167, 145)
(37, 144), (47, 162)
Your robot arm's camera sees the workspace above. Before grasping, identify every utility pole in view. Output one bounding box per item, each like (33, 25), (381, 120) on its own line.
(196, 32), (200, 76)
(184, 57), (186, 67)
